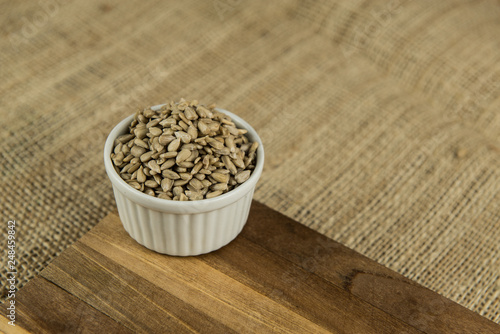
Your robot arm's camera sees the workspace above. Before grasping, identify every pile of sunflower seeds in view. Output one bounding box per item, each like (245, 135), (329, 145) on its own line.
(110, 99), (258, 201)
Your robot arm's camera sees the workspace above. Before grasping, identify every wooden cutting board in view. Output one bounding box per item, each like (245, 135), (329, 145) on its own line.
(1, 201), (499, 333)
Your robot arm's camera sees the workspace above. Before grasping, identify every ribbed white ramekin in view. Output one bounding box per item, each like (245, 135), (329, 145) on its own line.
(104, 104), (264, 256)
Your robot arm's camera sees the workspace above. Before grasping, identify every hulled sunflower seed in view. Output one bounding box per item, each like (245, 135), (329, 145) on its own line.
(162, 170), (180, 180)
(189, 178), (204, 190)
(149, 127), (162, 137)
(116, 134), (134, 144)
(140, 151), (154, 162)
(131, 146), (146, 158)
(211, 183), (228, 191)
(159, 134), (176, 146)
(137, 167), (146, 183)
(134, 127), (148, 139)
(161, 159), (176, 169)
(178, 161), (195, 168)
(191, 162), (203, 175)
(148, 160), (161, 174)
(194, 173), (205, 180)
(235, 170), (251, 183)
(161, 178), (174, 192)
(174, 179), (189, 186)
(145, 180), (159, 188)
(168, 138), (181, 152)
(173, 186), (184, 197)
(206, 137), (224, 149)
(222, 155), (237, 175)
(176, 149), (191, 164)
(127, 163), (141, 173)
(206, 190), (222, 199)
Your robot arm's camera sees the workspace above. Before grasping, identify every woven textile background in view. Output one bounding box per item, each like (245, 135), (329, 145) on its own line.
(1, 0), (500, 323)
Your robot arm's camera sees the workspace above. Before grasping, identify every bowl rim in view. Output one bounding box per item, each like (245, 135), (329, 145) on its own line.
(104, 104), (264, 214)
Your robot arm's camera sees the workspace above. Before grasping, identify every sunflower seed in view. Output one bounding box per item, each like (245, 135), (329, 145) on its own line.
(113, 152), (125, 165)
(116, 134), (134, 144)
(214, 147), (231, 156)
(206, 190), (222, 199)
(145, 180), (158, 188)
(176, 149), (191, 163)
(211, 183), (228, 191)
(189, 178), (204, 190)
(162, 170), (180, 180)
(174, 179), (189, 186)
(149, 127), (163, 137)
(173, 186), (184, 197)
(161, 178), (174, 192)
(201, 179), (213, 188)
(158, 193), (172, 200)
(128, 181), (141, 190)
(160, 151), (178, 159)
(235, 170), (251, 183)
(191, 162), (203, 174)
(127, 163), (141, 173)
(211, 172), (229, 183)
(137, 167), (146, 183)
(206, 137), (224, 149)
(187, 125), (198, 139)
(222, 155), (237, 175)
(114, 143), (123, 154)
(179, 172), (193, 181)
(233, 156), (245, 168)
(249, 142), (259, 155)
(131, 146), (146, 158)
(194, 173), (205, 180)
(144, 187), (155, 196)
(148, 160), (161, 174)
(186, 191), (203, 201)
(158, 134), (176, 146)
(121, 173), (131, 180)
(168, 138), (181, 152)
(225, 136), (236, 152)
(161, 159), (176, 169)
(122, 145), (131, 155)
(140, 151), (154, 162)
(134, 138), (149, 149)
(175, 131), (191, 144)
(147, 119), (161, 128)
(178, 161), (195, 168)
(143, 109), (156, 118)
(134, 127), (148, 139)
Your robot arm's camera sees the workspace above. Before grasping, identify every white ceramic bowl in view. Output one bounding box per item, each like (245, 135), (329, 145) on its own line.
(104, 104), (264, 256)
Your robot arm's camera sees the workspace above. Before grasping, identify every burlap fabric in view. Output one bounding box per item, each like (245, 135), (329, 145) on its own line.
(1, 0), (499, 323)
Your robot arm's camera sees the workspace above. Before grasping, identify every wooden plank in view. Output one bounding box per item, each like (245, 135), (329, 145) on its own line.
(0, 277), (133, 334)
(240, 201), (500, 334)
(69, 213), (420, 334)
(0, 315), (31, 334)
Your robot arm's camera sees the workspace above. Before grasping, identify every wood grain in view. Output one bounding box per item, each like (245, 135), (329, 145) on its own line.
(0, 278), (132, 334)
(1, 201), (499, 333)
